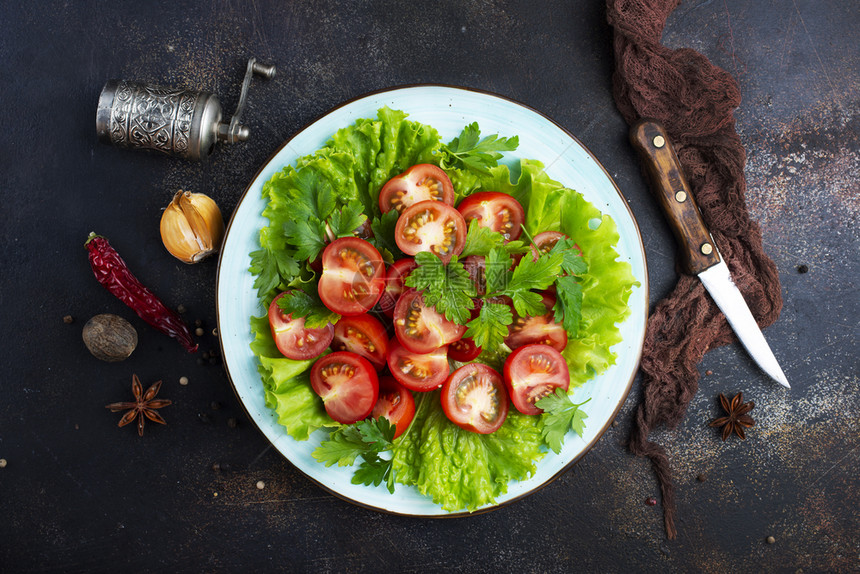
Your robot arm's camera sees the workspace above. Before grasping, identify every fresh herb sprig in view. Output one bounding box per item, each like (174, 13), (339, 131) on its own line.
(369, 209), (405, 262)
(535, 389), (591, 454)
(404, 253), (476, 324)
(276, 289), (340, 329)
(312, 417), (398, 492)
(250, 167), (370, 298)
(249, 245), (301, 299)
(548, 237), (588, 337)
(460, 219), (528, 257)
(440, 123), (519, 174)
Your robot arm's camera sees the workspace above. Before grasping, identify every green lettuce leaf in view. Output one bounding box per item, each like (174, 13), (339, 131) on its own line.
(250, 315), (335, 441)
(328, 118), (383, 217)
(390, 393), (544, 512)
(557, 187), (638, 383)
(369, 107), (442, 198)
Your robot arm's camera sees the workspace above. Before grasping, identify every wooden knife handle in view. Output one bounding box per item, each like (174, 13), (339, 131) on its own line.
(629, 119), (721, 274)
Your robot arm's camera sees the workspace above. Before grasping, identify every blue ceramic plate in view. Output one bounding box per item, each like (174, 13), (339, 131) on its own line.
(216, 85), (648, 515)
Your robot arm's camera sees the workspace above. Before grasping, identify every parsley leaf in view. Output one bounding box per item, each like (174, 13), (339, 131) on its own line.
(311, 424), (367, 467)
(507, 250), (563, 293)
(484, 247), (511, 295)
(288, 167), (337, 222)
(465, 302), (514, 351)
(502, 251), (563, 316)
(248, 247), (300, 299)
(550, 237), (588, 276)
(283, 218), (328, 262)
(352, 452), (394, 490)
(461, 219), (528, 257)
(312, 417), (397, 493)
(441, 123), (519, 174)
(277, 289), (340, 328)
(405, 253), (475, 324)
(535, 389), (591, 454)
(369, 209), (405, 260)
(328, 200), (368, 239)
(553, 276), (583, 337)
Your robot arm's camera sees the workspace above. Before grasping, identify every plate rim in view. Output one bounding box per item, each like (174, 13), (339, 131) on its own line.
(215, 83), (649, 517)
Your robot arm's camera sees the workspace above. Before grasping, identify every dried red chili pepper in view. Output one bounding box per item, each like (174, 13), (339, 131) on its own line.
(85, 232), (198, 353)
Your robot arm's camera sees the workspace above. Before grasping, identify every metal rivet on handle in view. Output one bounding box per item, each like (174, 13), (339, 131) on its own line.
(675, 190), (687, 202)
(701, 243), (714, 255)
(653, 135), (665, 148)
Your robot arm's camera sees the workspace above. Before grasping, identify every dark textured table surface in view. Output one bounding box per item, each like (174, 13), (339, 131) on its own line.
(1, 1), (857, 572)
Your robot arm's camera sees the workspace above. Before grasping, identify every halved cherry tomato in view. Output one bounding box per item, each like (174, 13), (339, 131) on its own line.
(472, 293), (512, 313)
(377, 258), (418, 316)
(318, 237), (385, 316)
(331, 313), (389, 370)
(457, 192), (525, 241)
(308, 218), (375, 273)
(393, 288), (466, 354)
(394, 200), (467, 264)
(462, 255), (486, 297)
(441, 363), (508, 434)
(379, 164), (455, 214)
(448, 337), (482, 362)
(530, 231), (566, 259)
(503, 344), (570, 415)
(505, 292), (568, 351)
(371, 376), (416, 438)
(310, 352), (379, 424)
(268, 292), (334, 360)
(353, 218), (374, 240)
(447, 307), (482, 362)
(386, 341), (450, 391)
(530, 231), (581, 261)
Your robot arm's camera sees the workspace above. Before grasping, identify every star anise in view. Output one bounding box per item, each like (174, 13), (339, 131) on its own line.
(106, 374), (172, 436)
(709, 392), (755, 440)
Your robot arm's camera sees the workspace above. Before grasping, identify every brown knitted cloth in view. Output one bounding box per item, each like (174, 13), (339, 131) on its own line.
(606, 0), (783, 539)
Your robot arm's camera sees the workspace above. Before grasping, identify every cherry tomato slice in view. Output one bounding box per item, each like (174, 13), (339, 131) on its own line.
(530, 230), (577, 261)
(441, 363), (509, 434)
(379, 164), (455, 214)
(457, 192), (525, 241)
(377, 258), (418, 316)
(371, 376), (416, 438)
(462, 255), (486, 297)
(393, 288), (466, 354)
(268, 292), (334, 360)
(394, 200), (467, 264)
(503, 344), (571, 416)
(331, 313), (389, 370)
(447, 337), (482, 362)
(447, 307), (482, 362)
(310, 352), (379, 424)
(505, 292), (568, 351)
(318, 237), (386, 316)
(386, 341), (450, 391)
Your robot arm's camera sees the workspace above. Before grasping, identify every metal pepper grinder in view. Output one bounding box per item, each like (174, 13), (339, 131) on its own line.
(96, 57), (276, 161)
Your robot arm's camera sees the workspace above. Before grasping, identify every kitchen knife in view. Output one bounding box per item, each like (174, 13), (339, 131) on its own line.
(630, 120), (790, 389)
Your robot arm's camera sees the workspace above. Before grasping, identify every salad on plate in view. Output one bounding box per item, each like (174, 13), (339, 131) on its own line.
(245, 106), (638, 512)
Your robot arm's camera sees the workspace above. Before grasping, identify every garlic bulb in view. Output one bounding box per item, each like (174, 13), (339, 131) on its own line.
(160, 190), (225, 263)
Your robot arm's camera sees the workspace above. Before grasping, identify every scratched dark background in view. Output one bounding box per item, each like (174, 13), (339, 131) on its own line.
(1, 0), (857, 572)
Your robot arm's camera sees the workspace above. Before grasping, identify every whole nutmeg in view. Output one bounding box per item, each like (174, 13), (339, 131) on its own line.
(82, 314), (138, 362)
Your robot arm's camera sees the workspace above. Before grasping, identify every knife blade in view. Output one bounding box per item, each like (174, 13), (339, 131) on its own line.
(629, 120), (790, 389)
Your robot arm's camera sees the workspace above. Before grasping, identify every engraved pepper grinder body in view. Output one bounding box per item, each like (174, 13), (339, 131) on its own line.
(96, 58), (275, 161)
